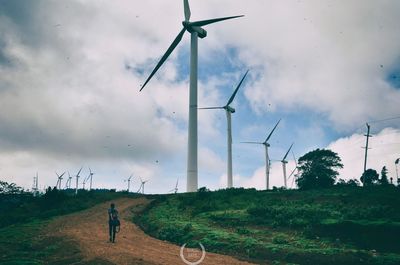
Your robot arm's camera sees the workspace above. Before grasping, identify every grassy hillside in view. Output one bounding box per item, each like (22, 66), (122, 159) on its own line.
(0, 189), (133, 264)
(135, 186), (400, 265)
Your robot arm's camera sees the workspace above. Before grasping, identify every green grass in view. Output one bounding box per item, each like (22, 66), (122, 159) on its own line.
(0, 190), (138, 264)
(135, 186), (400, 265)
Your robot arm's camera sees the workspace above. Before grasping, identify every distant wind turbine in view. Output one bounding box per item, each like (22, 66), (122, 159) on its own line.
(242, 119), (281, 190)
(75, 167), (83, 195)
(281, 143), (294, 189)
(199, 71), (249, 188)
(137, 177), (148, 194)
(55, 172), (65, 190)
(65, 171), (72, 189)
(169, 178), (179, 194)
(86, 167), (94, 191)
(140, 0), (243, 192)
(125, 174), (133, 192)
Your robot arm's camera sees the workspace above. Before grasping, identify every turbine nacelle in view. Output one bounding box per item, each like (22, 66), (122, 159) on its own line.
(224, 105), (235, 113)
(182, 22), (207, 38)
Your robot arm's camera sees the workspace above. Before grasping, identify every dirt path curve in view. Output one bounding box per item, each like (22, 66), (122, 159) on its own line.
(47, 197), (257, 265)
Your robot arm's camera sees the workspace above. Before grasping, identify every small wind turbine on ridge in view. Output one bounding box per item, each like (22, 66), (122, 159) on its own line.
(242, 119), (281, 190)
(65, 171), (72, 189)
(281, 143), (294, 189)
(75, 167), (83, 195)
(55, 172), (65, 190)
(169, 178), (179, 194)
(199, 71), (249, 188)
(137, 177), (148, 194)
(140, 0), (244, 192)
(125, 174), (133, 192)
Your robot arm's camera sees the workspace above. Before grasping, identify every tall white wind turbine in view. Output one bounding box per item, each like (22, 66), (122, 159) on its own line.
(281, 143), (294, 189)
(75, 167), (83, 195)
(242, 119), (281, 190)
(199, 71), (248, 188)
(140, 0), (243, 192)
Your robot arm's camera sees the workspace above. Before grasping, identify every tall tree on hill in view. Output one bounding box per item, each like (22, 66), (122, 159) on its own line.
(380, 166), (389, 185)
(360, 169), (379, 186)
(295, 149), (343, 190)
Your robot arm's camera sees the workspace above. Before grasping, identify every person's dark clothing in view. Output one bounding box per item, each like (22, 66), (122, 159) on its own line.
(108, 207), (118, 243)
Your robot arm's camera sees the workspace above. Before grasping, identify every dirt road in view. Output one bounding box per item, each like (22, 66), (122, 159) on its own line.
(46, 197), (256, 265)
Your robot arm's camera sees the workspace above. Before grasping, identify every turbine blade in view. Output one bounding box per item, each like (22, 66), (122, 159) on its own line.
(198, 107), (224, 110)
(226, 70), (249, 106)
(60, 172), (66, 178)
(282, 143), (294, 161)
(183, 0), (191, 21)
(140, 28), (186, 91)
(292, 151), (298, 167)
(265, 119), (281, 143)
(77, 167), (83, 176)
(241, 141), (263, 144)
(287, 167), (297, 179)
(190, 15), (244, 27)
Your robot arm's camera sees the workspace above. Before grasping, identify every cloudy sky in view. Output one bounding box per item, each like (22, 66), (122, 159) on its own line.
(1, 0), (399, 193)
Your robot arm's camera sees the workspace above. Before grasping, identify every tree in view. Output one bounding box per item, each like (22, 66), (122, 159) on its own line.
(379, 166), (389, 185)
(295, 149), (343, 190)
(360, 169), (379, 186)
(0, 180), (24, 194)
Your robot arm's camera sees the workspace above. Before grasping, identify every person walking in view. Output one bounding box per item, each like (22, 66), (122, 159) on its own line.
(108, 203), (119, 243)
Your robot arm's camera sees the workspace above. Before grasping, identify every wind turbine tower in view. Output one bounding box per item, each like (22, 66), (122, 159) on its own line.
(141, 0), (243, 192)
(199, 71), (249, 188)
(75, 167), (82, 195)
(242, 119), (281, 190)
(281, 143), (294, 189)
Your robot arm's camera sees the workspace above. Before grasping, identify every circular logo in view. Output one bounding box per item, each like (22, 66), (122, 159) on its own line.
(180, 242), (206, 265)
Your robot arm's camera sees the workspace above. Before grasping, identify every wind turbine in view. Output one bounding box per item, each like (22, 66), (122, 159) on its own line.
(55, 172), (66, 190)
(137, 177), (148, 194)
(169, 178), (179, 194)
(199, 71), (249, 188)
(125, 174), (133, 192)
(288, 151), (299, 188)
(242, 119), (281, 190)
(86, 167), (94, 191)
(281, 143), (294, 189)
(65, 171), (72, 189)
(140, 0), (243, 192)
(75, 167), (83, 195)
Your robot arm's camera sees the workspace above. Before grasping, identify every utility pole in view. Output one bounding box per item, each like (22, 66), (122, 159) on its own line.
(362, 123), (372, 185)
